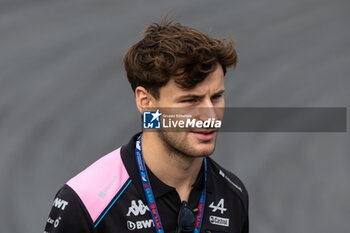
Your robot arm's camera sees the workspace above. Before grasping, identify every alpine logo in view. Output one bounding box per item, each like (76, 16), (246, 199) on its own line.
(209, 198), (227, 214)
(127, 200), (150, 216)
(127, 219), (154, 231)
(209, 215), (229, 227)
(52, 198), (69, 210)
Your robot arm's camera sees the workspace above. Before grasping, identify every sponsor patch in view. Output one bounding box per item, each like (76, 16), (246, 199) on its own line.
(52, 198), (69, 210)
(98, 176), (118, 199)
(209, 198), (227, 214)
(127, 219), (154, 231)
(209, 215), (230, 227)
(219, 170), (242, 192)
(127, 200), (150, 216)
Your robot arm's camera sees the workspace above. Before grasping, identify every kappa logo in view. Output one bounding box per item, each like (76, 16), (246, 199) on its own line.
(126, 200), (150, 216)
(209, 198), (227, 214)
(52, 198), (69, 210)
(127, 219), (154, 231)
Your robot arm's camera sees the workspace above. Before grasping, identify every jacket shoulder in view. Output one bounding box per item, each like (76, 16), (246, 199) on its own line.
(66, 147), (130, 223)
(44, 185), (93, 233)
(208, 158), (249, 211)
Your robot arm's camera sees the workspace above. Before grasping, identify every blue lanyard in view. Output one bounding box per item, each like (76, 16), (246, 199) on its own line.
(135, 135), (207, 233)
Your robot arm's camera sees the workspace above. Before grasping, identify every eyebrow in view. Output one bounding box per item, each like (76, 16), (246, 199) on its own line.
(212, 89), (225, 97)
(175, 89), (225, 101)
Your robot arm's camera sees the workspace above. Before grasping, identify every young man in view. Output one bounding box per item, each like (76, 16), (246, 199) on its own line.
(44, 18), (248, 233)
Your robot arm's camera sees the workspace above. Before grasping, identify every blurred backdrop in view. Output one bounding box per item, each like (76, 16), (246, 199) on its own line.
(0, 0), (349, 232)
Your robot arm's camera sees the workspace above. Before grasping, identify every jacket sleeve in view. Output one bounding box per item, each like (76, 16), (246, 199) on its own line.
(43, 184), (93, 233)
(241, 184), (249, 233)
(241, 209), (249, 233)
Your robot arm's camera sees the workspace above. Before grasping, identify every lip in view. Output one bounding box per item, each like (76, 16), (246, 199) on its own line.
(190, 130), (216, 141)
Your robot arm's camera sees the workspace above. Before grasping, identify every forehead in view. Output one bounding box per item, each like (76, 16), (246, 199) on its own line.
(158, 64), (225, 99)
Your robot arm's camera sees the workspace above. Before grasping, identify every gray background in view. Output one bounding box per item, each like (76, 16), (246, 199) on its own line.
(1, 0), (349, 232)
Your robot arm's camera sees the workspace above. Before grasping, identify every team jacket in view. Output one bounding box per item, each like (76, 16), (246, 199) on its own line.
(44, 132), (249, 233)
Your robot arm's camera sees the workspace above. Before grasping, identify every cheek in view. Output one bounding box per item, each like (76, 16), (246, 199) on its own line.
(219, 98), (225, 117)
(213, 98), (225, 119)
(218, 97), (225, 107)
(216, 108), (225, 120)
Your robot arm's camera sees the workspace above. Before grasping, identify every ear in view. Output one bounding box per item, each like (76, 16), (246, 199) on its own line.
(135, 86), (156, 114)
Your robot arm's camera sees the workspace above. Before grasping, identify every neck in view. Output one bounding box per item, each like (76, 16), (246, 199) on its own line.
(141, 132), (203, 201)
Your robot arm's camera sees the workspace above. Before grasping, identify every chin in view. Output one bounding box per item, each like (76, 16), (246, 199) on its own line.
(187, 134), (217, 156)
(157, 130), (217, 158)
(190, 144), (216, 157)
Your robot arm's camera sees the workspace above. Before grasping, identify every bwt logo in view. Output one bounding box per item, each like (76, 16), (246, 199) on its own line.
(127, 219), (154, 231)
(143, 110), (161, 129)
(52, 198), (69, 210)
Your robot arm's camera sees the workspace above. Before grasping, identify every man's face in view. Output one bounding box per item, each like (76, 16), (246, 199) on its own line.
(153, 64), (225, 158)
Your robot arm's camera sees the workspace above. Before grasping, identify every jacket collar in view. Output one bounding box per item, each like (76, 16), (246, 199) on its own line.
(120, 132), (213, 199)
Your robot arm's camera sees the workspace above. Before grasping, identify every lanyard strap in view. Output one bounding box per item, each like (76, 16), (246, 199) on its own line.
(135, 135), (207, 233)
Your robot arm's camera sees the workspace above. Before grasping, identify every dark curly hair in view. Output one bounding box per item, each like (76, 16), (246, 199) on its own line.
(123, 17), (238, 99)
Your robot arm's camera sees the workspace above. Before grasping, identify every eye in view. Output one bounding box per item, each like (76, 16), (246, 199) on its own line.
(180, 98), (196, 103)
(211, 93), (223, 100)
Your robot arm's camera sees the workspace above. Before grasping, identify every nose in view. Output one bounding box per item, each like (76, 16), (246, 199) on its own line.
(197, 97), (218, 122)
